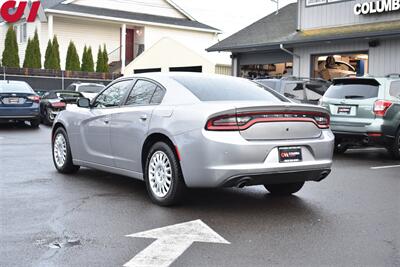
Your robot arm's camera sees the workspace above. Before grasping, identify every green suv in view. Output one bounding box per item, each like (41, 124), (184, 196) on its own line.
(320, 76), (400, 159)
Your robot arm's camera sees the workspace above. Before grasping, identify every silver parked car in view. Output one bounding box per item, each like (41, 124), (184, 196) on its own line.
(52, 73), (334, 206)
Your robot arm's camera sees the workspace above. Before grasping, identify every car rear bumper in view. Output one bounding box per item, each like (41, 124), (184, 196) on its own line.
(0, 106), (40, 120)
(333, 131), (394, 147)
(174, 129), (334, 188)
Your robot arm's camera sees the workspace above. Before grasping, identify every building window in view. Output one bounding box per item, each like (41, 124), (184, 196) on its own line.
(306, 0), (326, 6)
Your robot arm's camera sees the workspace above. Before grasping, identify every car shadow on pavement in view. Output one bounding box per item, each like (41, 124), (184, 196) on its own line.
(70, 168), (324, 222)
(334, 148), (396, 162)
(0, 122), (44, 131)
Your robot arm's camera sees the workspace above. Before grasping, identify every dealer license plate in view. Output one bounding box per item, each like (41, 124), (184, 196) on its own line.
(279, 147), (303, 163)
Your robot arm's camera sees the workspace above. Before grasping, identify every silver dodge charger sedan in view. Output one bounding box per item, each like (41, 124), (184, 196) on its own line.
(52, 73), (334, 206)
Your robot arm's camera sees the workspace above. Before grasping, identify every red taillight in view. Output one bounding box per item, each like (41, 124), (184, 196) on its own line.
(27, 95), (40, 103)
(374, 100), (392, 117)
(205, 112), (330, 131)
(51, 102), (66, 108)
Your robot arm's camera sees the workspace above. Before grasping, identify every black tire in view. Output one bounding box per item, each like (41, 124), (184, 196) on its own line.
(42, 108), (53, 126)
(52, 127), (80, 174)
(264, 182), (305, 196)
(144, 142), (186, 206)
(334, 143), (348, 154)
(30, 119), (40, 128)
(388, 129), (400, 160)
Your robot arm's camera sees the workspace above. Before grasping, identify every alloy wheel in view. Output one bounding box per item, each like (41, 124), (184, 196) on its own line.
(148, 151), (172, 198)
(53, 133), (67, 168)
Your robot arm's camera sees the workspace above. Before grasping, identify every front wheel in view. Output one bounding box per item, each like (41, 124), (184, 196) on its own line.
(52, 127), (80, 174)
(264, 182), (305, 196)
(144, 142), (186, 206)
(388, 129), (400, 160)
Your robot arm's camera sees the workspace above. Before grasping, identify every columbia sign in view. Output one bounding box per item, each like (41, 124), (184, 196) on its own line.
(0, 1), (41, 23)
(354, 0), (400, 15)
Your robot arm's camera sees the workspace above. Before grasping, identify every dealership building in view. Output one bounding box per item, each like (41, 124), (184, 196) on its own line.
(208, 0), (400, 80)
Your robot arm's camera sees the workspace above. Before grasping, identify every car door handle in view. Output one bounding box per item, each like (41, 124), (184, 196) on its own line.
(140, 115), (148, 121)
(103, 119), (109, 124)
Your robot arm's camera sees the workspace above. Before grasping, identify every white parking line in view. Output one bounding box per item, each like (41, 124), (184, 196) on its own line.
(371, 165), (400, 170)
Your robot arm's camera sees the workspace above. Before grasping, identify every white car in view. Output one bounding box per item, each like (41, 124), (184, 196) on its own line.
(66, 83), (105, 100)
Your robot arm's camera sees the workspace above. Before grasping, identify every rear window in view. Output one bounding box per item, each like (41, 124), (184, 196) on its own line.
(57, 92), (82, 98)
(325, 84), (379, 99)
(0, 82), (34, 93)
(77, 85), (104, 93)
(172, 76), (282, 102)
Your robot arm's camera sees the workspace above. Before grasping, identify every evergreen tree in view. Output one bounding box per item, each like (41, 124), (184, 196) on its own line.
(86, 46), (94, 72)
(51, 35), (61, 70)
(65, 41), (80, 71)
(2, 26), (20, 67)
(81, 45), (88, 71)
(102, 44), (109, 73)
(31, 30), (41, 68)
(23, 38), (33, 68)
(96, 46), (104, 72)
(44, 40), (52, 69)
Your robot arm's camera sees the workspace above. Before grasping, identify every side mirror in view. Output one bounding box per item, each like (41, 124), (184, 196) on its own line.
(77, 97), (91, 108)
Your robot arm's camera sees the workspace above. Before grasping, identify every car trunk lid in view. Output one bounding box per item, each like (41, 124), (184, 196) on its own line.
(205, 102), (329, 141)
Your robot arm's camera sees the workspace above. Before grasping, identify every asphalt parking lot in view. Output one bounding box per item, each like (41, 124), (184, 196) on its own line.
(1, 123), (399, 267)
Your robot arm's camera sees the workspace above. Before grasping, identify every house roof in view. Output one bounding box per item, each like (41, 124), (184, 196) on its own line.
(207, 3), (298, 52)
(45, 3), (220, 33)
(207, 3), (400, 52)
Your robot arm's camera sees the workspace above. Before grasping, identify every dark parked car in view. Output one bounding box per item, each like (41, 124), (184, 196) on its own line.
(0, 80), (41, 128)
(255, 77), (331, 105)
(40, 90), (83, 125)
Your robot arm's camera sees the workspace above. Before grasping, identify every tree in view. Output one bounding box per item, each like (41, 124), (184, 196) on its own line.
(65, 41), (80, 71)
(31, 30), (41, 68)
(81, 45), (94, 72)
(23, 38), (33, 68)
(86, 46), (94, 72)
(2, 26), (19, 67)
(44, 40), (52, 69)
(51, 35), (61, 70)
(102, 44), (109, 73)
(96, 45), (104, 72)
(81, 45), (87, 71)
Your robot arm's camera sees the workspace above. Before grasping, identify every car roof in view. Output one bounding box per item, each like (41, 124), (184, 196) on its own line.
(0, 80), (29, 85)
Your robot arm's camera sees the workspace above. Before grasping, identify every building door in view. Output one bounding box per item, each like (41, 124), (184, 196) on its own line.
(126, 29), (134, 64)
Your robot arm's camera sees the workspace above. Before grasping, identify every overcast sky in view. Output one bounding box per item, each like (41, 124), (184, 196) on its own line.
(174, 0), (296, 39)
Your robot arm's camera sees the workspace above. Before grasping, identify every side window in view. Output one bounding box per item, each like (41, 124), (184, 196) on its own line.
(389, 81), (400, 98)
(93, 80), (133, 108)
(283, 83), (305, 101)
(150, 87), (165, 104)
(125, 80), (157, 106)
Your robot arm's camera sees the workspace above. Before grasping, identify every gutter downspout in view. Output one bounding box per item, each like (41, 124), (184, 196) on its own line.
(280, 44), (301, 77)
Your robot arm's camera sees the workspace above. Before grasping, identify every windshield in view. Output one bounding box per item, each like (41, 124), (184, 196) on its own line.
(325, 84), (379, 99)
(0, 82), (34, 94)
(172, 75), (282, 102)
(77, 85), (105, 93)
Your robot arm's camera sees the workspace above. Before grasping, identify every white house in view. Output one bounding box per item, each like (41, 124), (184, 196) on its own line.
(0, 0), (230, 75)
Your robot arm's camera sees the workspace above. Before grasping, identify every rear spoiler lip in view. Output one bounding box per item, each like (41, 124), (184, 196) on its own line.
(234, 104), (330, 116)
(332, 78), (381, 86)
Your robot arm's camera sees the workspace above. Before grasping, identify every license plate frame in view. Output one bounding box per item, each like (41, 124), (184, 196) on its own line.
(278, 146), (303, 163)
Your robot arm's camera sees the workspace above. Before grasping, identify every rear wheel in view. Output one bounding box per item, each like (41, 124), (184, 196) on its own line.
(52, 127), (80, 174)
(30, 119), (40, 128)
(388, 129), (400, 159)
(43, 108), (53, 126)
(144, 142), (186, 206)
(264, 182), (305, 196)
(334, 143), (348, 154)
